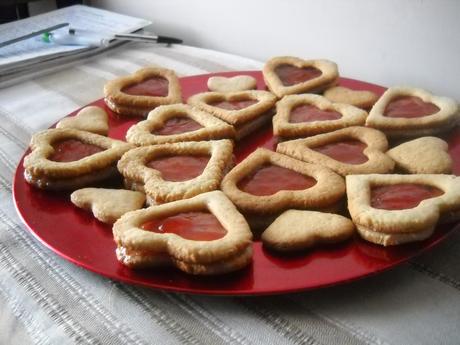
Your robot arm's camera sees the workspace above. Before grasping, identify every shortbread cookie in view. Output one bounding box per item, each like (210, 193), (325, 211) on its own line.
(366, 86), (459, 137)
(387, 137), (452, 174)
(71, 188), (146, 224)
(347, 174), (460, 246)
(188, 90), (277, 140)
(126, 104), (235, 145)
(263, 56), (339, 98)
(261, 210), (355, 252)
(113, 191), (253, 274)
(273, 94), (367, 138)
(221, 148), (345, 231)
(277, 126), (394, 176)
(207, 75), (257, 92)
(56, 106), (109, 136)
(118, 140), (234, 205)
(23, 128), (133, 190)
(104, 67), (182, 117)
(324, 86), (379, 109)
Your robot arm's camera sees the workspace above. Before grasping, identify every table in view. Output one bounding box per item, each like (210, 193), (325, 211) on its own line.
(1, 42), (460, 345)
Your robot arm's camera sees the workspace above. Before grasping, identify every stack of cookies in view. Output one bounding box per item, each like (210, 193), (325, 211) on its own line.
(22, 55), (460, 275)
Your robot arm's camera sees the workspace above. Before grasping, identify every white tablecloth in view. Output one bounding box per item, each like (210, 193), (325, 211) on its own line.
(1, 42), (460, 345)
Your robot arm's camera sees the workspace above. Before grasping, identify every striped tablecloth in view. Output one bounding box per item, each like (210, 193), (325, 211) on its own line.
(1, 42), (460, 345)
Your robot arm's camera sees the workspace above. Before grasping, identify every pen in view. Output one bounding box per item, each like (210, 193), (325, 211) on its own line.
(0, 23), (69, 48)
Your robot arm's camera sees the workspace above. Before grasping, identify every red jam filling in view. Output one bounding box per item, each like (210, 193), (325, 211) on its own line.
(122, 77), (169, 97)
(275, 64), (322, 86)
(141, 211), (227, 241)
(289, 104), (342, 123)
(153, 117), (203, 135)
(209, 99), (258, 110)
(384, 96), (440, 118)
(50, 139), (104, 162)
(147, 155), (210, 182)
(371, 184), (444, 210)
(313, 140), (368, 164)
(238, 164), (317, 196)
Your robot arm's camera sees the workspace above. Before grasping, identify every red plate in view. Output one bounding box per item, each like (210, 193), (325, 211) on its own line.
(13, 71), (460, 295)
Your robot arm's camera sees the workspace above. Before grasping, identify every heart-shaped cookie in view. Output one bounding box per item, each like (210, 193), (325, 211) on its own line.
(387, 136), (452, 174)
(207, 75), (257, 92)
(324, 86), (379, 109)
(366, 86), (459, 138)
(273, 94), (367, 138)
(347, 174), (460, 245)
(263, 56), (339, 97)
(71, 188), (146, 224)
(261, 210), (355, 252)
(113, 191), (253, 274)
(277, 126), (395, 176)
(56, 106), (109, 136)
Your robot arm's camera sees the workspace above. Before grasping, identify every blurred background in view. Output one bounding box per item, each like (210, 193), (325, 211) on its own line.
(3, 0), (459, 100)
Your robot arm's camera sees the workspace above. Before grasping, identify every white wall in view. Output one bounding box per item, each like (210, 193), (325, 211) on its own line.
(90, 0), (460, 100)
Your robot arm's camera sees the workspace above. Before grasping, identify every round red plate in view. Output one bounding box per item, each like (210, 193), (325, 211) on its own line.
(13, 71), (460, 295)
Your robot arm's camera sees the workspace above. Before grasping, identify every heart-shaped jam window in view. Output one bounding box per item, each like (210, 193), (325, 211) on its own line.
(289, 104), (342, 123)
(141, 211), (227, 241)
(384, 96), (440, 118)
(238, 164), (317, 196)
(147, 155), (210, 182)
(313, 140), (368, 164)
(153, 117), (203, 135)
(208, 99), (258, 111)
(50, 139), (104, 162)
(275, 64), (323, 86)
(371, 183), (444, 210)
(122, 77), (169, 97)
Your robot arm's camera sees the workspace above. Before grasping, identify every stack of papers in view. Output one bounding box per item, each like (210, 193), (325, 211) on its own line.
(0, 5), (151, 85)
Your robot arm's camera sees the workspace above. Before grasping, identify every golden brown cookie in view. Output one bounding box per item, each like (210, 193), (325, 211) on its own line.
(221, 148), (345, 230)
(71, 188), (146, 224)
(347, 174), (460, 246)
(118, 139), (234, 205)
(263, 56), (339, 98)
(104, 67), (182, 117)
(273, 94), (367, 138)
(23, 128), (133, 190)
(324, 86), (379, 110)
(113, 191), (253, 274)
(125, 104), (235, 146)
(261, 210), (355, 252)
(366, 86), (459, 138)
(188, 90), (277, 140)
(207, 75), (257, 92)
(56, 106), (109, 136)
(387, 137), (452, 174)
(276, 126), (394, 176)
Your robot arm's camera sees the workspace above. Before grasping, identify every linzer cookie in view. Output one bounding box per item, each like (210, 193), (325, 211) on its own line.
(104, 67), (182, 117)
(273, 94), (367, 139)
(324, 86), (379, 110)
(71, 188), (146, 224)
(56, 106), (109, 136)
(261, 210), (355, 252)
(23, 128), (133, 190)
(188, 90), (277, 140)
(347, 174), (460, 246)
(263, 56), (339, 98)
(126, 104), (235, 146)
(207, 75), (257, 92)
(117, 140), (234, 205)
(366, 86), (459, 137)
(387, 137), (452, 174)
(277, 126), (394, 176)
(113, 191), (253, 274)
(221, 148), (345, 230)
